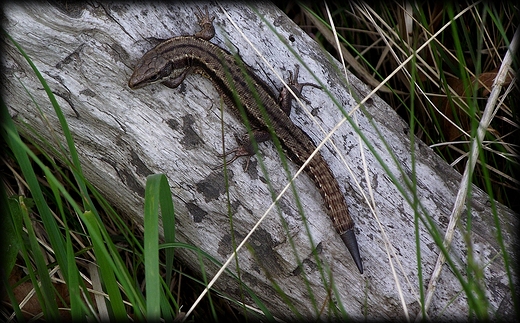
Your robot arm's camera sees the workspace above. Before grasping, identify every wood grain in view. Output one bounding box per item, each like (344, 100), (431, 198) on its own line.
(2, 2), (517, 321)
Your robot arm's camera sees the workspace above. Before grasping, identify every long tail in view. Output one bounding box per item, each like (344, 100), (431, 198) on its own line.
(341, 230), (363, 274)
(306, 153), (363, 274)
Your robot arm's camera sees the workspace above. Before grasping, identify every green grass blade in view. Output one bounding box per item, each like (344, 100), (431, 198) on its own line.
(160, 241), (274, 320)
(408, 47), (426, 318)
(81, 211), (131, 321)
(3, 197), (32, 322)
(0, 273), (25, 322)
(65, 232), (85, 321)
(1, 35), (101, 319)
(3, 30), (92, 211)
(3, 97), (103, 319)
(143, 174), (166, 319)
(3, 108), (144, 320)
(1, 190), (22, 286)
(1, 97), (72, 280)
(157, 174), (176, 285)
(18, 196), (61, 320)
(44, 172), (89, 320)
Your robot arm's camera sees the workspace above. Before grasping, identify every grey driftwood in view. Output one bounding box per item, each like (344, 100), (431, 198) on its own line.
(2, 2), (517, 321)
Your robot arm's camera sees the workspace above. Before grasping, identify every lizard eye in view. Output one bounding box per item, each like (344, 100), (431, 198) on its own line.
(148, 74), (160, 82)
(147, 62), (172, 83)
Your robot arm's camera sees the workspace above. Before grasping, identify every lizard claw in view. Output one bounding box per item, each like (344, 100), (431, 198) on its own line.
(278, 64), (322, 114)
(212, 134), (255, 171)
(212, 146), (253, 171)
(194, 5), (216, 40)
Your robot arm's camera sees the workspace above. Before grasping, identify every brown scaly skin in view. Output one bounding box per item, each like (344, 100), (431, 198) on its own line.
(129, 6), (363, 274)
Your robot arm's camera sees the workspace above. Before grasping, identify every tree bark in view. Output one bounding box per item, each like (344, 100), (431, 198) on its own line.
(2, 2), (517, 321)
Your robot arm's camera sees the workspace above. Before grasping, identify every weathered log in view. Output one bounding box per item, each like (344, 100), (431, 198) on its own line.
(2, 2), (517, 321)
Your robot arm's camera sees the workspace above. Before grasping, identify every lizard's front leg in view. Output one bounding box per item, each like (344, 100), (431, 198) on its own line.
(215, 130), (271, 171)
(217, 65), (321, 170)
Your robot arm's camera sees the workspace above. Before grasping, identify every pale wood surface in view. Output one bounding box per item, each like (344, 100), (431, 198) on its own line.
(2, 2), (517, 321)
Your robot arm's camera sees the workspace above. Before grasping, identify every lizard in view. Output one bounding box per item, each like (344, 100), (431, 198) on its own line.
(128, 6), (363, 274)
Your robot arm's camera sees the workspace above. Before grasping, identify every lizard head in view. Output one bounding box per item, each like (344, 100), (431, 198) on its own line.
(128, 52), (173, 89)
